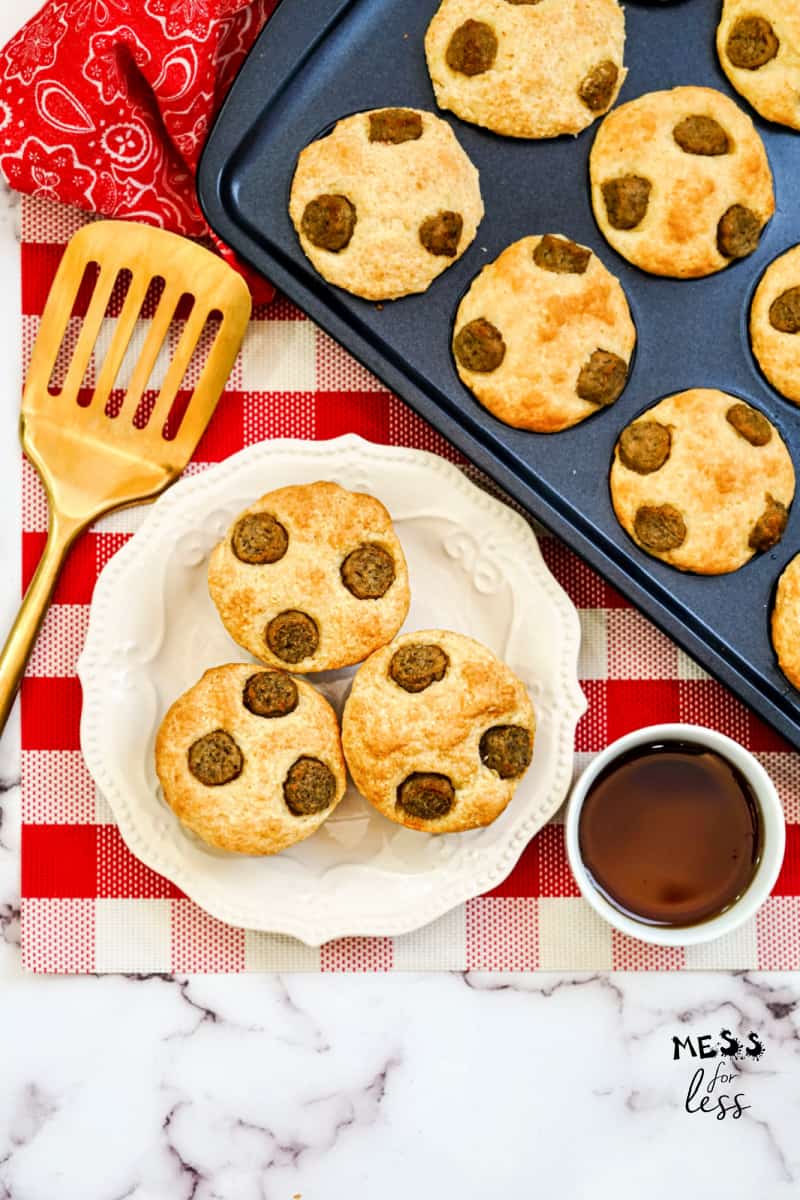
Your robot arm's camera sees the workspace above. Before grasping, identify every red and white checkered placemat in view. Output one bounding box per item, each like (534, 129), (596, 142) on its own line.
(18, 195), (800, 973)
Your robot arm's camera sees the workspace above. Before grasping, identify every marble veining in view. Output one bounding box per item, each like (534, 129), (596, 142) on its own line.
(0, 3), (799, 1195)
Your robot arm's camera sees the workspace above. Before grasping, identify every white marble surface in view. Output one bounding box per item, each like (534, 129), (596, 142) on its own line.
(0, 4), (799, 1197)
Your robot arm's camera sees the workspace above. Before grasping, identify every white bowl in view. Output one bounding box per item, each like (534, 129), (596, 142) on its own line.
(565, 723), (785, 947)
(78, 435), (586, 943)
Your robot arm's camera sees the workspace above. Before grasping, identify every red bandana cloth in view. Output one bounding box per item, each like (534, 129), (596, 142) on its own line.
(0, 0), (277, 299)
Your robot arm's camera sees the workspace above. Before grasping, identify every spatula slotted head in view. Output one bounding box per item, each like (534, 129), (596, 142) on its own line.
(22, 220), (252, 522)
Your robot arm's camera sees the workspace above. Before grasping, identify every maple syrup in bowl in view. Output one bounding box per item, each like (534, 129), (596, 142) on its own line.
(565, 724), (785, 946)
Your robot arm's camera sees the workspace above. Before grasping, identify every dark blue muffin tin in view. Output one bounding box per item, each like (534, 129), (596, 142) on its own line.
(198, 0), (800, 748)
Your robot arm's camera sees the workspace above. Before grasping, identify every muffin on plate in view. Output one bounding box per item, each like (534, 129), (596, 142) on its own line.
(288, 107), (483, 300)
(717, 0), (800, 131)
(610, 389), (794, 574)
(590, 86), (774, 278)
(342, 630), (535, 833)
(155, 664), (347, 855)
(208, 481), (410, 673)
(425, 0), (626, 138)
(452, 234), (636, 432)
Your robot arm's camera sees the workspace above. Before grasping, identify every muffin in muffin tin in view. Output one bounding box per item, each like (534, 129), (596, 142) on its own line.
(452, 233), (636, 433)
(610, 389), (794, 575)
(288, 107), (483, 300)
(425, 0), (627, 138)
(590, 86), (774, 279)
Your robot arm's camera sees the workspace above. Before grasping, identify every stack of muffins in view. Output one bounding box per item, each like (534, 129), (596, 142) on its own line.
(155, 481), (536, 856)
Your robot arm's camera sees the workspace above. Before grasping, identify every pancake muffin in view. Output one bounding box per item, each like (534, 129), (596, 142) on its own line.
(424, 0), (626, 138)
(772, 555), (800, 690)
(452, 234), (636, 432)
(289, 108), (483, 300)
(590, 86), (774, 278)
(155, 665), (347, 855)
(750, 244), (800, 404)
(610, 389), (794, 574)
(208, 482), (410, 673)
(717, 0), (800, 131)
(342, 630), (535, 833)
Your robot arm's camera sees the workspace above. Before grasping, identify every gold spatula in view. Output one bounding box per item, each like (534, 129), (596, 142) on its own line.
(0, 220), (252, 733)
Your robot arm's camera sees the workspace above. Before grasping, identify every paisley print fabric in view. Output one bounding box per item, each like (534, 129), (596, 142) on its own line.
(0, 0), (277, 299)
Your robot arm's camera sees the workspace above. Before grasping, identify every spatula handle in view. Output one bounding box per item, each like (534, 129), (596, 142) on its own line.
(0, 512), (83, 737)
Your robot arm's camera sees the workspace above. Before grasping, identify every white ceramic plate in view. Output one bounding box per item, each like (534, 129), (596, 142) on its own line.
(78, 435), (586, 943)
